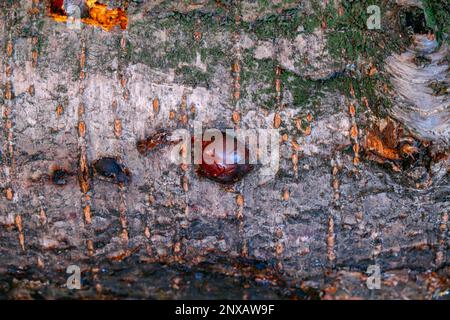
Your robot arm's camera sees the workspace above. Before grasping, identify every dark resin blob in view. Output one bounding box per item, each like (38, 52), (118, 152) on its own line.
(50, 0), (66, 15)
(92, 157), (131, 185)
(195, 132), (253, 184)
(401, 7), (430, 34)
(52, 169), (68, 186)
(136, 131), (170, 155)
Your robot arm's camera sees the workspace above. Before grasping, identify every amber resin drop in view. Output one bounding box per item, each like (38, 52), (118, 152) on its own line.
(195, 132), (253, 184)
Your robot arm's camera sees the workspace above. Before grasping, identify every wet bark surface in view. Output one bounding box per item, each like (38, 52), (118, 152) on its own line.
(0, 0), (448, 299)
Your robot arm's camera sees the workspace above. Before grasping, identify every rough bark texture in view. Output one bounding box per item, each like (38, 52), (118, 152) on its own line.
(0, 0), (449, 299)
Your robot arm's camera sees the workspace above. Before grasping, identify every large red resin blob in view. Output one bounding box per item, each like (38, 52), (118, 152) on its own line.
(195, 132), (253, 184)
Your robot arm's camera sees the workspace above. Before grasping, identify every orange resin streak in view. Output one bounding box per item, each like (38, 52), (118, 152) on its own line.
(365, 130), (401, 161)
(49, 0), (128, 31)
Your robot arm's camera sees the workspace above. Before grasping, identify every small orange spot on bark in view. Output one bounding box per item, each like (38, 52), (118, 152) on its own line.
(79, 155), (90, 193)
(291, 153), (298, 166)
(276, 243), (283, 255)
(5, 188), (13, 201)
(179, 114), (188, 124)
(282, 189), (290, 201)
(120, 36), (127, 49)
(303, 125), (311, 136)
(5, 82), (12, 100)
(348, 103), (356, 117)
(87, 239), (94, 256)
(232, 111), (241, 124)
(39, 209), (47, 226)
(6, 41), (13, 57)
(144, 226), (151, 239)
(232, 61), (240, 73)
(236, 194), (244, 207)
(114, 119), (122, 137)
(56, 104), (64, 117)
(80, 52), (86, 69)
(121, 229), (129, 242)
(291, 139), (301, 152)
(332, 179), (340, 190)
(295, 118), (302, 131)
(273, 113), (281, 129)
(5, 65), (12, 77)
(194, 31), (202, 41)
(350, 124), (358, 139)
(190, 103), (196, 115)
(78, 103), (85, 116)
(182, 176), (189, 192)
(37, 256), (45, 269)
(15, 215), (25, 250)
(84, 205), (92, 224)
(28, 85), (35, 96)
(275, 78), (281, 93)
(78, 121), (86, 137)
(152, 98), (159, 114)
(173, 242), (181, 254)
(15, 215), (22, 231)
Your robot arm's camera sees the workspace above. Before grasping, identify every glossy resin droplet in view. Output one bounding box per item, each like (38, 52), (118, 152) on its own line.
(92, 157), (131, 185)
(196, 132), (253, 184)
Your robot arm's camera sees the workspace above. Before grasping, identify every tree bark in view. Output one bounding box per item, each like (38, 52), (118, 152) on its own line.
(0, 0), (448, 299)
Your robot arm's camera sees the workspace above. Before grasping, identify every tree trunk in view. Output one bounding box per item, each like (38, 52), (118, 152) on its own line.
(0, 0), (448, 299)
